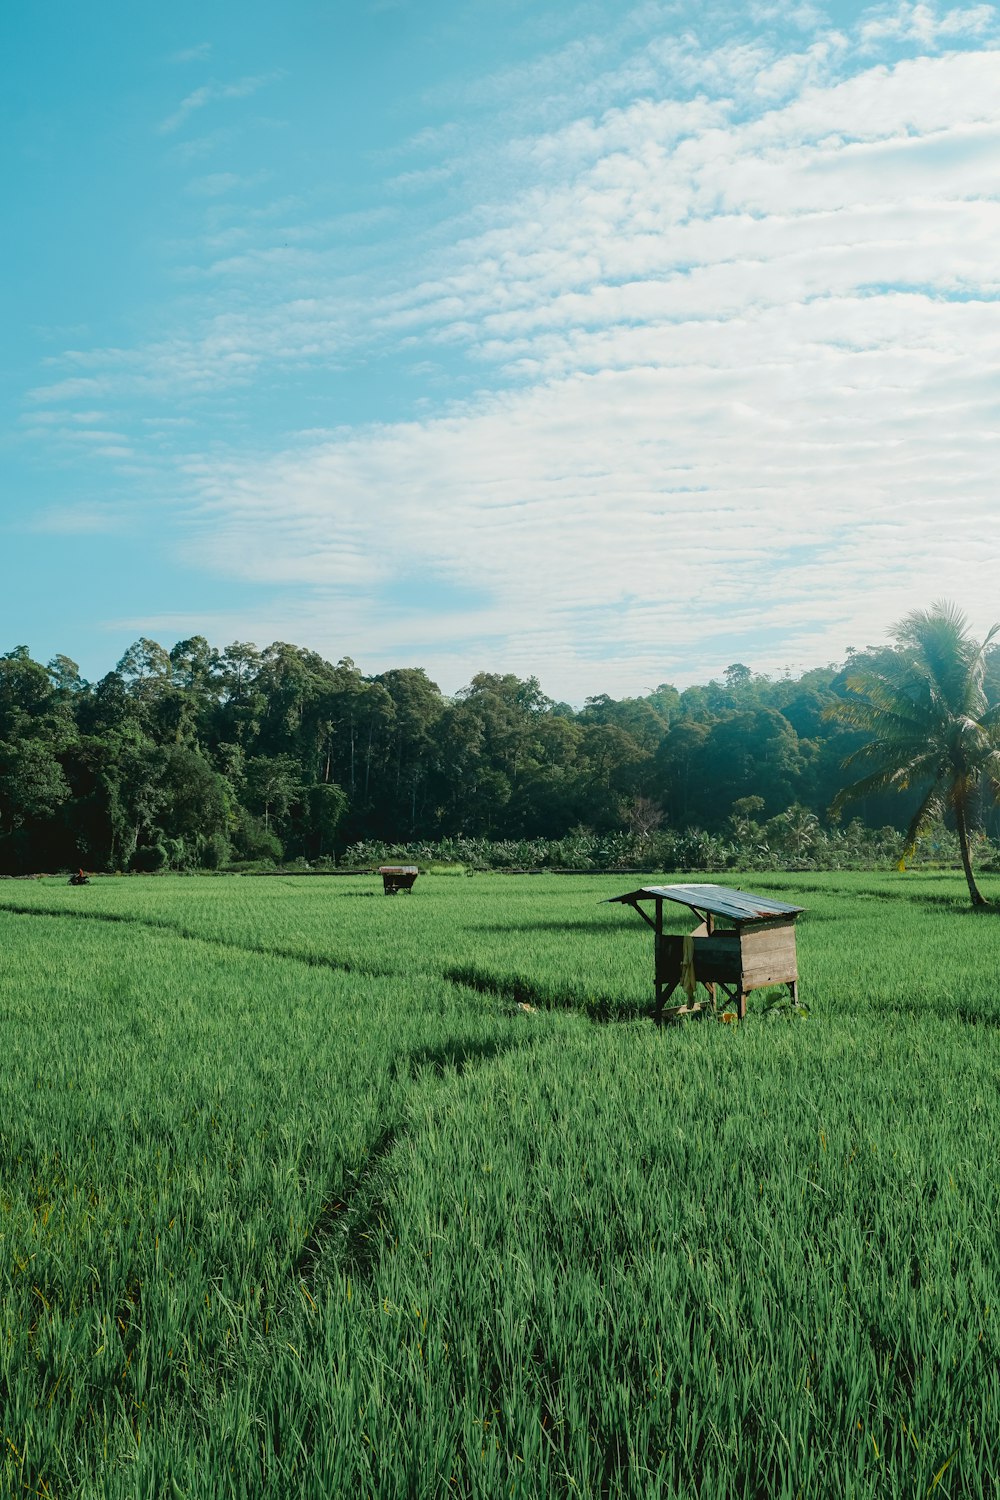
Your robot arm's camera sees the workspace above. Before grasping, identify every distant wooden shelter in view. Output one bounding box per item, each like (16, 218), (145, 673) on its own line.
(606, 883), (804, 1023)
(378, 865), (419, 895)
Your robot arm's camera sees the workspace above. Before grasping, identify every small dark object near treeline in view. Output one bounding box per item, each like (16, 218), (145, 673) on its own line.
(379, 865), (418, 894)
(68, 869), (90, 886)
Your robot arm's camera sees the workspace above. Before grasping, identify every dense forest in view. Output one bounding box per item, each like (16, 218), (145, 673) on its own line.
(2, 634), (999, 874)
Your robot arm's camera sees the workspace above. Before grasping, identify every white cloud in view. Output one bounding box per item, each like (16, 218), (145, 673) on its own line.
(27, 504), (126, 535)
(168, 27), (1000, 694)
(26, 376), (109, 402)
(186, 171), (247, 197)
(178, 291), (1000, 697)
(47, 28), (1000, 409)
(26, 6), (1000, 693)
(859, 1), (996, 48)
(168, 42), (213, 64)
(158, 74), (280, 135)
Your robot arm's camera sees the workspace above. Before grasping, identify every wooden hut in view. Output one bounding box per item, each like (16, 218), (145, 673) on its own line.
(606, 883), (804, 1022)
(378, 865), (419, 894)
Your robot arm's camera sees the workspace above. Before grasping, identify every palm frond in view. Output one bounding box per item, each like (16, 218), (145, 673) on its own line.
(984, 754), (1000, 804)
(838, 740), (941, 780)
(902, 783), (944, 854)
(967, 620), (1000, 686)
(828, 681), (936, 738)
(894, 600), (989, 714)
(894, 600), (970, 643)
(830, 764), (933, 815)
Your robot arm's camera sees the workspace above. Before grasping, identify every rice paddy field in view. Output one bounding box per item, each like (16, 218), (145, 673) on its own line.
(2, 869), (1000, 1498)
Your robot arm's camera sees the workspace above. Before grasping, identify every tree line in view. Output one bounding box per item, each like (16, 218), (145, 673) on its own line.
(1, 615), (998, 875)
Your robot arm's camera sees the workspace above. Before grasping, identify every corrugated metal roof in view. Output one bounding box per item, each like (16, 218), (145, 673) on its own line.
(606, 883), (804, 922)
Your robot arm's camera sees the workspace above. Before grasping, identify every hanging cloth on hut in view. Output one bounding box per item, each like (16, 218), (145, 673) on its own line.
(680, 935), (697, 999)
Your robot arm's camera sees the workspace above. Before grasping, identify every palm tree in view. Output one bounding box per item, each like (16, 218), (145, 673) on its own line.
(827, 602), (1000, 907)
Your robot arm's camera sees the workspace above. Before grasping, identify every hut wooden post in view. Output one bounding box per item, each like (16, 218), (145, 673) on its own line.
(704, 910), (716, 1011)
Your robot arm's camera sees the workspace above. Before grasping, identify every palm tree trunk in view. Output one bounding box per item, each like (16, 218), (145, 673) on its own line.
(955, 796), (988, 907)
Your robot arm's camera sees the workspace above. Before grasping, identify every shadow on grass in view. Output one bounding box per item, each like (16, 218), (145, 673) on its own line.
(293, 1124), (400, 1290)
(402, 1034), (528, 1081)
(470, 918), (629, 934)
(750, 879), (998, 914)
(0, 899), (375, 977)
(296, 1033), (547, 1295)
(445, 962), (645, 1023)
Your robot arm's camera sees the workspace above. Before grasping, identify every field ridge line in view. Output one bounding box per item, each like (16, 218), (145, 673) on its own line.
(0, 900), (371, 978)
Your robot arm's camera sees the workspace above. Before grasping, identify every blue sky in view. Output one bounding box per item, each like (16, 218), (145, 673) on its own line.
(4, 0), (999, 699)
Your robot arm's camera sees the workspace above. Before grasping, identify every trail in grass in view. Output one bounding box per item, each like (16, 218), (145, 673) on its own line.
(0, 899), (377, 977)
(0, 897), (601, 1009)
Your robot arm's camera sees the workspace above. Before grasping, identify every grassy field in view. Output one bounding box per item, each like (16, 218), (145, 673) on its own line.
(2, 870), (999, 1497)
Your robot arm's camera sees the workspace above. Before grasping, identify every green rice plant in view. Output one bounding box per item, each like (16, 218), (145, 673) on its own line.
(240, 1012), (1000, 1498)
(0, 908), (562, 1497)
(2, 870), (1000, 1496)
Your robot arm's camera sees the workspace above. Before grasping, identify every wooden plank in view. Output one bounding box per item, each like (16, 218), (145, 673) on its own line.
(740, 939), (797, 961)
(738, 916), (797, 934)
(740, 933), (796, 955)
(654, 897), (664, 1015)
(741, 944), (798, 963)
(739, 925), (797, 983)
(654, 979), (679, 1025)
(742, 968), (798, 989)
(742, 952), (799, 976)
(661, 1000), (708, 1021)
(626, 897), (658, 930)
(741, 939), (796, 960)
(704, 912), (716, 1006)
